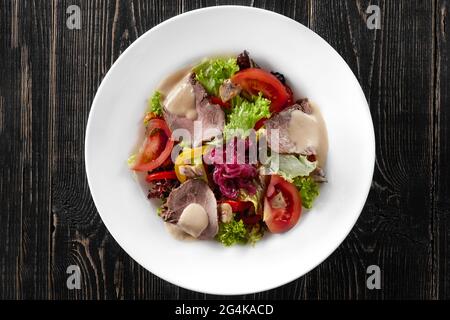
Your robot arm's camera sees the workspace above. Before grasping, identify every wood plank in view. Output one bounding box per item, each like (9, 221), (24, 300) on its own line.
(0, 0), (446, 300)
(436, 0), (450, 299)
(49, 0), (129, 300)
(47, 0), (187, 300)
(310, 0), (436, 299)
(0, 0), (53, 299)
(0, 0), (22, 299)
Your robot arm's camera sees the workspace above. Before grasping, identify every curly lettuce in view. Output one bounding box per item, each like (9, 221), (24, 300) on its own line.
(194, 58), (239, 96)
(216, 219), (264, 246)
(293, 176), (320, 209)
(148, 90), (163, 116)
(224, 93), (271, 140)
(216, 219), (248, 246)
(247, 225), (264, 245)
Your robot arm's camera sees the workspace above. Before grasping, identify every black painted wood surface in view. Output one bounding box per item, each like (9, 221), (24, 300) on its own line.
(0, 0), (449, 299)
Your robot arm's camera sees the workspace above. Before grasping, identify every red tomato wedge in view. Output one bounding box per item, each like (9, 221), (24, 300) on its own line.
(263, 175), (302, 233)
(145, 171), (177, 182)
(231, 68), (292, 113)
(132, 119), (174, 172)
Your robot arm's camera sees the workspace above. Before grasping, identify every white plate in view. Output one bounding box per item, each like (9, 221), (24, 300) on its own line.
(85, 6), (375, 295)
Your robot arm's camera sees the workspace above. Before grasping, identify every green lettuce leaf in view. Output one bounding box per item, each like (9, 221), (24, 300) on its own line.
(148, 90), (163, 116)
(224, 93), (271, 140)
(293, 176), (320, 209)
(193, 58), (239, 96)
(264, 153), (317, 182)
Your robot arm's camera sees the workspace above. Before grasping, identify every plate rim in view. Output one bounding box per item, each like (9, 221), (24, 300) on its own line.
(85, 5), (376, 295)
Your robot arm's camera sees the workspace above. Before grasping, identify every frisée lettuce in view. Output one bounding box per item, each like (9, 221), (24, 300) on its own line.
(223, 93), (271, 140)
(293, 176), (320, 209)
(148, 91), (163, 116)
(194, 58), (239, 96)
(216, 218), (264, 246)
(216, 219), (248, 246)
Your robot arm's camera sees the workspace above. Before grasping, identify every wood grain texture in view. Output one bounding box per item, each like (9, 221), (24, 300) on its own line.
(436, 0), (449, 299)
(0, 0), (449, 300)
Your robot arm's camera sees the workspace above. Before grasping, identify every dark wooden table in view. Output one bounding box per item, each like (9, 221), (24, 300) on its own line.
(1, 0), (449, 300)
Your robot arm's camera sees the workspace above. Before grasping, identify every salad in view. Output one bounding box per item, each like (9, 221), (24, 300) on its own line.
(128, 51), (328, 246)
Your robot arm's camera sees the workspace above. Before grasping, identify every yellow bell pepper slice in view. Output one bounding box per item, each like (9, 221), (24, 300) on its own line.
(174, 146), (208, 183)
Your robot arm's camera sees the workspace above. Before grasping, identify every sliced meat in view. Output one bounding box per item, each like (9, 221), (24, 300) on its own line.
(163, 74), (225, 147)
(265, 98), (329, 167)
(265, 104), (304, 154)
(162, 111), (194, 141)
(265, 99), (315, 155)
(192, 78), (225, 142)
(295, 98), (313, 114)
(311, 167), (327, 183)
(164, 179), (219, 239)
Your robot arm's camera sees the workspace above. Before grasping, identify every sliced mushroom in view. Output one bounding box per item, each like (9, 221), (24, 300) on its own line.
(218, 203), (233, 223)
(178, 163), (205, 179)
(219, 79), (241, 102)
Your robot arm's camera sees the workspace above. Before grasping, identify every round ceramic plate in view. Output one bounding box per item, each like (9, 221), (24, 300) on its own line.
(85, 6), (375, 295)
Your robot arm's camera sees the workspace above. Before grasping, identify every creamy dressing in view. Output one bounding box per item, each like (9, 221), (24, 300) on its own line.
(177, 203), (209, 238)
(157, 67), (197, 120)
(165, 203), (209, 241)
(287, 102), (328, 166)
(164, 222), (194, 241)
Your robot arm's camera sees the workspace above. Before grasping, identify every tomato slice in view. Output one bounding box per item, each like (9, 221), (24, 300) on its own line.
(263, 175), (302, 233)
(285, 84), (294, 106)
(132, 119), (174, 172)
(231, 68), (293, 113)
(145, 171), (177, 182)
